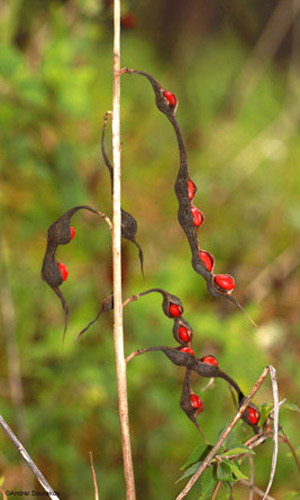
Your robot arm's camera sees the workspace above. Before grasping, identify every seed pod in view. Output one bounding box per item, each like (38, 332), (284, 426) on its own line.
(180, 369), (205, 433)
(41, 205), (106, 341)
(124, 68), (255, 326)
(124, 69), (179, 117)
(75, 292), (114, 341)
(214, 274), (235, 293)
(173, 318), (193, 345)
(102, 113), (144, 276)
(139, 288), (184, 319)
(238, 395), (261, 432)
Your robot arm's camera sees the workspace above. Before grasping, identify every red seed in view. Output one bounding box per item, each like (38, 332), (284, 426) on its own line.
(121, 12), (137, 29)
(169, 303), (183, 317)
(57, 262), (68, 282)
(248, 407), (260, 425)
(188, 179), (196, 200)
(190, 394), (205, 411)
(70, 227), (75, 240)
(214, 274), (235, 292)
(201, 355), (218, 367)
(179, 326), (191, 343)
(163, 90), (177, 108)
(180, 347), (195, 356)
(199, 250), (213, 272)
(191, 206), (204, 227)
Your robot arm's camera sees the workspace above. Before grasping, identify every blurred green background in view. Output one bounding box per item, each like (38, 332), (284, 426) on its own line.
(0, 0), (300, 498)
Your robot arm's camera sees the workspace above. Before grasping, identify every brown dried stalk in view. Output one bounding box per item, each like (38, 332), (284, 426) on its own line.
(111, 0), (136, 498)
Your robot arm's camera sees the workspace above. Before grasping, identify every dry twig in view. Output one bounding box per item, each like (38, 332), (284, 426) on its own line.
(0, 414), (60, 500)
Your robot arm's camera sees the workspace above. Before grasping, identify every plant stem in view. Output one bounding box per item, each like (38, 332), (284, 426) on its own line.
(0, 414), (60, 500)
(112, 0), (136, 499)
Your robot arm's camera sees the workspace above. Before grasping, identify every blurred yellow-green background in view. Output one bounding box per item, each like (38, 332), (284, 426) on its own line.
(0, 0), (300, 498)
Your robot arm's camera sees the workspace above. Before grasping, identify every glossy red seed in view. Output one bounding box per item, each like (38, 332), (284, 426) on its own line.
(188, 179), (196, 200)
(199, 250), (213, 272)
(190, 394), (205, 411)
(201, 355), (218, 367)
(70, 227), (75, 240)
(180, 347), (195, 356)
(248, 407), (260, 425)
(169, 303), (183, 317)
(191, 206), (204, 227)
(163, 90), (176, 108)
(57, 262), (68, 282)
(178, 326), (191, 343)
(214, 274), (235, 292)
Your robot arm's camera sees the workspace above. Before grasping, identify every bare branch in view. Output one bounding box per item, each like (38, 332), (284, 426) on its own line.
(89, 452), (99, 500)
(0, 414), (61, 500)
(262, 366), (279, 500)
(112, 0), (136, 498)
(239, 480), (278, 500)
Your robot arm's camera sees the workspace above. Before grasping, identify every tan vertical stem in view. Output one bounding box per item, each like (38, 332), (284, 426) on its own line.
(112, 1), (136, 499)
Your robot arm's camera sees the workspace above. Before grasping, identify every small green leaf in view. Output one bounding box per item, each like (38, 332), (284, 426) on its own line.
(217, 461), (234, 482)
(225, 460), (248, 481)
(176, 462), (201, 483)
(180, 444), (213, 470)
(219, 445), (254, 458)
(0, 476), (4, 486)
(199, 468), (218, 499)
(283, 402), (300, 413)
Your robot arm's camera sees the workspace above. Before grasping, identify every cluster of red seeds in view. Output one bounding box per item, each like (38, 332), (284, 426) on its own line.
(57, 227), (75, 283)
(188, 177), (235, 294)
(167, 301), (220, 413)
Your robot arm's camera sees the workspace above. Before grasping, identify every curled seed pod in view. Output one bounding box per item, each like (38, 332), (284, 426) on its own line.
(102, 113), (144, 276)
(124, 68), (255, 326)
(75, 292), (114, 341)
(173, 318), (193, 344)
(41, 205), (106, 341)
(124, 69), (178, 117)
(199, 250), (215, 272)
(214, 274), (235, 293)
(188, 179), (197, 201)
(180, 369), (203, 432)
(200, 355), (218, 367)
(139, 288), (184, 319)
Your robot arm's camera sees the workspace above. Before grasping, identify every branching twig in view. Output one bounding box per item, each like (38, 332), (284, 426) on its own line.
(175, 366), (272, 500)
(239, 480), (278, 500)
(0, 414), (61, 500)
(211, 480), (222, 500)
